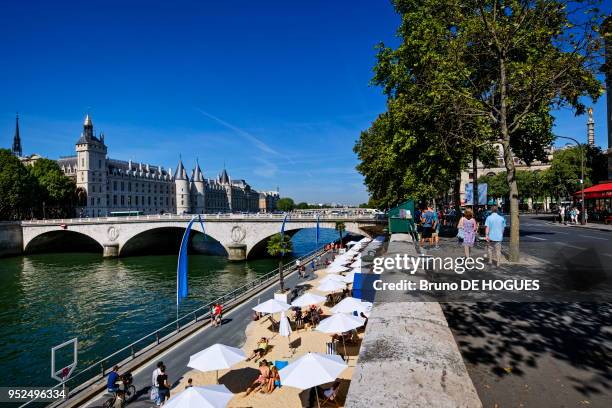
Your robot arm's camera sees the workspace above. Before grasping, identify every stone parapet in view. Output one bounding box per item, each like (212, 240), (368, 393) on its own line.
(344, 235), (482, 408)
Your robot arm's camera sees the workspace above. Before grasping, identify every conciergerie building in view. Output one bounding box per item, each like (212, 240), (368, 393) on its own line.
(11, 114), (279, 217)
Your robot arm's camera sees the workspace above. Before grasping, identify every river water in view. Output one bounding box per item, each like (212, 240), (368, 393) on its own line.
(0, 228), (340, 388)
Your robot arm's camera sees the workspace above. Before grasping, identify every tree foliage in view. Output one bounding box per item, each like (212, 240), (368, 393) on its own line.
(0, 149), (36, 220)
(356, 0), (606, 260)
(266, 233), (293, 257)
(276, 197), (295, 212)
(0, 151), (76, 220)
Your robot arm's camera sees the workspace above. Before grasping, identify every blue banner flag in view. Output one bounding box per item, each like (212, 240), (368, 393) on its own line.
(177, 216), (196, 306)
(280, 213), (289, 256)
(315, 214), (320, 247)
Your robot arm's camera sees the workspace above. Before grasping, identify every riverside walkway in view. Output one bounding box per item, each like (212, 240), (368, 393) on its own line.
(80, 254), (331, 408)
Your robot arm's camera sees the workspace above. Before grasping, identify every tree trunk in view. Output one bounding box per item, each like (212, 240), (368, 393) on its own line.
(278, 259), (284, 292)
(499, 57), (520, 262)
(472, 147), (478, 209)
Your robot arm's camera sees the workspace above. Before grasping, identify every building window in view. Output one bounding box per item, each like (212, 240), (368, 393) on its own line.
(121, 182), (124, 191)
(91, 197), (95, 206)
(121, 195), (125, 205)
(113, 195), (117, 205)
(128, 182), (131, 192)
(113, 181), (117, 190)
(128, 196), (131, 206)
(148, 197), (151, 205)
(82, 158), (85, 167)
(97, 197), (100, 205)
(99, 159), (102, 169)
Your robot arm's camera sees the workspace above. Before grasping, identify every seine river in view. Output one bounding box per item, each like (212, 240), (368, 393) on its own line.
(0, 228), (339, 388)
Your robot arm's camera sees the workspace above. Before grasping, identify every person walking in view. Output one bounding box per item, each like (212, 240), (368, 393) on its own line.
(156, 366), (170, 406)
(485, 206), (506, 266)
(151, 361), (163, 403)
(559, 206), (565, 224)
(459, 209), (478, 258)
(419, 205), (436, 249)
(431, 209), (441, 250)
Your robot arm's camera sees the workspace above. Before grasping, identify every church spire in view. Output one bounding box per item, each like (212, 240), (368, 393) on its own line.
(12, 113), (22, 157)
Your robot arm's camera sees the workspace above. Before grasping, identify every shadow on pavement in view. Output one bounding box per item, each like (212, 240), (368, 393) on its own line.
(441, 302), (612, 399)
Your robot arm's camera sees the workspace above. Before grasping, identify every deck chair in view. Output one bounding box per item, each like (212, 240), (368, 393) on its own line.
(294, 316), (304, 332)
(326, 342), (337, 355)
(318, 385), (341, 407)
(267, 315), (279, 331)
(274, 360), (289, 388)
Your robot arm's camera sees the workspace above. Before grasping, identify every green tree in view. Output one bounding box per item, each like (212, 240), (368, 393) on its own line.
(478, 172), (509, 199)
(361, 0), (605, 261)
(0, 149), (36, 220)
(28, 158), (76, 218)
(276, 197), (295, 212)
(542, 145), (606, 203)
(295, 202), (309, 210)
(266, 233), (293, 292)
(334, 221), (346, 247)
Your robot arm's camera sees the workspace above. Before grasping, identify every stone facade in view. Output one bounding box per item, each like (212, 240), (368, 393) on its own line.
(55, 115), (279, 217)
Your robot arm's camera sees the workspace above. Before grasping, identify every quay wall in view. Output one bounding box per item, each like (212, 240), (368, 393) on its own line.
(0, 222), (23, 258)
(345, 234), (482, 408)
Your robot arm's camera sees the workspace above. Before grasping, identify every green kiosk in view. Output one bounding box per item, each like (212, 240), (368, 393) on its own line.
(388, 200), (418, 240)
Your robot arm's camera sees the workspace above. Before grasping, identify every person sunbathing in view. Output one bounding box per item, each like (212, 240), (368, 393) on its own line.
(246, 338), (269, 362)
(244, 360), (270, 396)
(266, 365), (280, 393)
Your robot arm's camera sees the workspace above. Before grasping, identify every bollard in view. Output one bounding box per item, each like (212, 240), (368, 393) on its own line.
(131, 346), (135, 359)
(100, 363), (105, 378)
(156, 331), (160, 345)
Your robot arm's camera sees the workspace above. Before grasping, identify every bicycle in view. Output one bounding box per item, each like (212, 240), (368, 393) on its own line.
(102, 373), (136, 408)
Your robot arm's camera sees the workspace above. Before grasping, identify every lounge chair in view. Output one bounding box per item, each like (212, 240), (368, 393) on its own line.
(293, 316), (304, 332)
(267, 315), (279, 331)
(326, 342), (337, 355)
(318, 384), (341, 407)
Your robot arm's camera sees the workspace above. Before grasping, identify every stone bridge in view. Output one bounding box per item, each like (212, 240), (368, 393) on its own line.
(21, 214), (385, 260)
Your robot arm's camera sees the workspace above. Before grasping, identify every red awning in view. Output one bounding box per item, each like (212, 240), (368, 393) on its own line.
(573, 182), (612, 200)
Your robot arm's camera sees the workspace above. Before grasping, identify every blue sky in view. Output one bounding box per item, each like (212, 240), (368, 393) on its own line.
(0, 1), (609, 204)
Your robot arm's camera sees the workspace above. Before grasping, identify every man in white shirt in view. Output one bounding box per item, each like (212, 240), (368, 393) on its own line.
(151, 361), (163, 403)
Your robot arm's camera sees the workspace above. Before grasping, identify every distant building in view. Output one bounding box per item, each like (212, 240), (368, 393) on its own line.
(8, 114), (279, 217)
(459, 143), (555, 209)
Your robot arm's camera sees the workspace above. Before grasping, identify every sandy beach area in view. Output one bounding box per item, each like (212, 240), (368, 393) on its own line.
(170, 262), (364, 407)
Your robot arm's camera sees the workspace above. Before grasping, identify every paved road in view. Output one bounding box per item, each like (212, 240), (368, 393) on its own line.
(86, 253), (332, 408)
(439, 215), (611, 408)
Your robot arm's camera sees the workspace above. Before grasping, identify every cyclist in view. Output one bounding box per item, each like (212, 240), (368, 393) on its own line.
(107, 365), (121, 393)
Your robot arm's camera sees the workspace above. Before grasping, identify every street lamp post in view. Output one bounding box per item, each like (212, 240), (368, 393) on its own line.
(554, 135), (586, 225)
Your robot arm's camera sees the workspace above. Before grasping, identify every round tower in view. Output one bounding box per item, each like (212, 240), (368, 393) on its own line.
(174, 159), (191, 214)
(192, 161), (205, 213)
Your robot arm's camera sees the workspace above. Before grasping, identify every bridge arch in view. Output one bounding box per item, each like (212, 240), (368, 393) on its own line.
(119, 226), (227, 257)
(24, 229), (104, 255)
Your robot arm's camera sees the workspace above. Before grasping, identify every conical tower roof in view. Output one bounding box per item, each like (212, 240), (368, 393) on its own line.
(193, 161), (204, 182)
(174, 159), (188, 180)
(219, 168), (230, 184)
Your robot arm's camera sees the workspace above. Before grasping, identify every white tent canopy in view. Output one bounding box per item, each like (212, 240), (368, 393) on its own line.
(330, 297), (372, 314)
(291, 293), (327, 307)
(319, 274), (347, 284)
(316, 279), (346, 292)
(188, 344), (246, 372)
(278, 352), (347, 390)
(163, 385), (234, 408)
(252, 299), (291, 314)
(326, 264), (349, 274)
(316, 313), (365, 333)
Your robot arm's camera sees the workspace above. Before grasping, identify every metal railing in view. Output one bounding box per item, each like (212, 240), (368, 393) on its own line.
(18, 246), (327, 408)
(21, 212), (386, 225)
